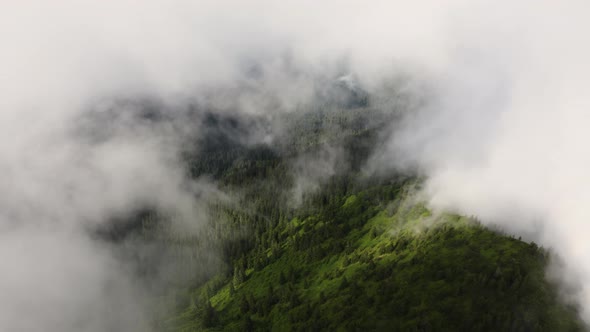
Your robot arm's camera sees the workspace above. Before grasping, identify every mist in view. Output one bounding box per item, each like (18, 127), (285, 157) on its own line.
(375, 1), (590, 319)
(4, 0), (590, 330)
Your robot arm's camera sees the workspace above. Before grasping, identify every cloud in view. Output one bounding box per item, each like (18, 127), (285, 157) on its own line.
(375, 1), (590, 320)
(4, 0), (590, 329)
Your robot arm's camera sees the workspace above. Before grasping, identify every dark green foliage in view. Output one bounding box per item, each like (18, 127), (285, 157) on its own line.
(166, 180), (583, 331)
(156, 108), (583, 331)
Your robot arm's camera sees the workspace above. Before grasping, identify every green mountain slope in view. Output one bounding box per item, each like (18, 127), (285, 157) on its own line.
(165, 180), (582, 331)
(121, 108), (583, 331)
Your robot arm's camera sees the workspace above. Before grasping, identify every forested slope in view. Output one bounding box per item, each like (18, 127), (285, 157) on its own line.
(117, 106), (583, 331)
(167, 182), (582, 331)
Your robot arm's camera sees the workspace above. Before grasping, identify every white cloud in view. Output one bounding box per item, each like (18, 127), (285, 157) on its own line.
(4, 0), (590, 329)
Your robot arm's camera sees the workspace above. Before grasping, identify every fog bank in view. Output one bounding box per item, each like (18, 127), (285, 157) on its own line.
(4, 0), (590, 329)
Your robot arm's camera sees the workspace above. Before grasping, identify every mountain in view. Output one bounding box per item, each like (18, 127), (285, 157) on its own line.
(105, 105), (583, 331)
(170, 186), (581, 331)
(90, 94), (585, 331)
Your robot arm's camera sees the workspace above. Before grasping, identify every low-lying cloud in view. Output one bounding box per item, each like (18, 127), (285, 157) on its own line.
(4, 0), (590, 329)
